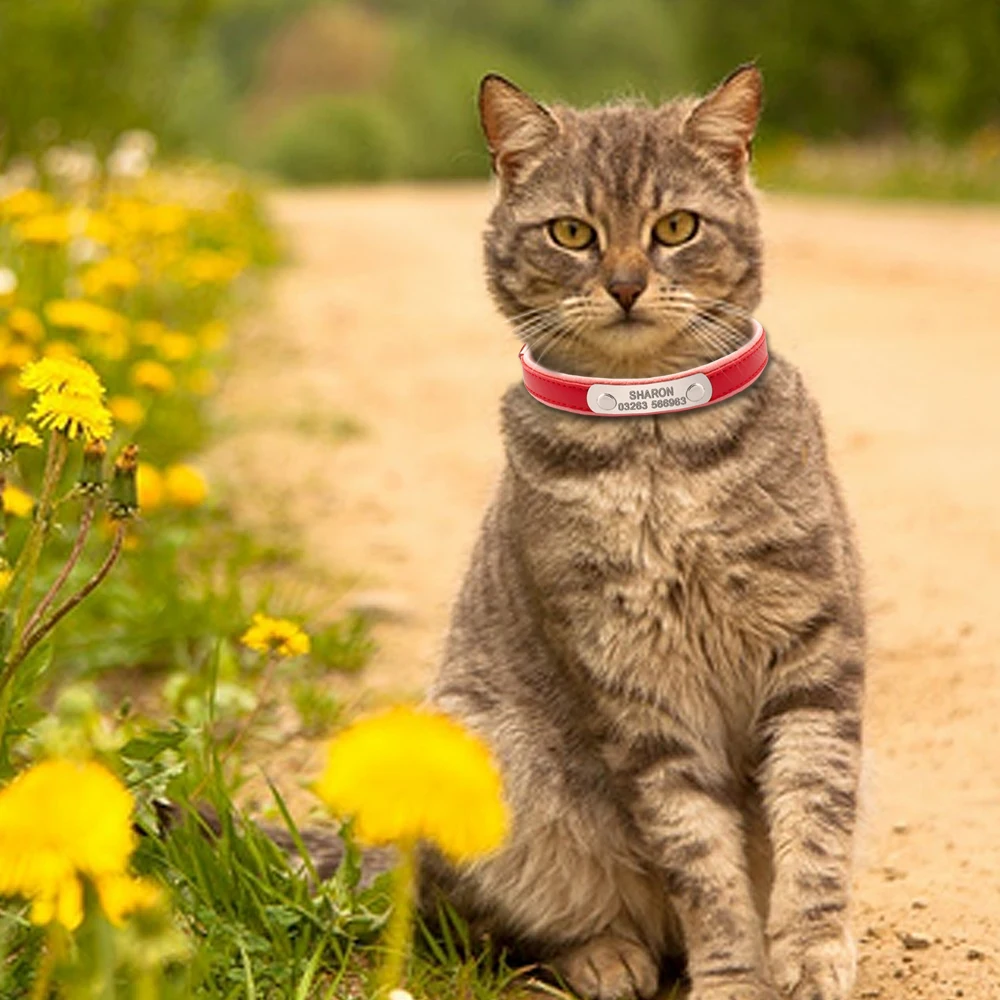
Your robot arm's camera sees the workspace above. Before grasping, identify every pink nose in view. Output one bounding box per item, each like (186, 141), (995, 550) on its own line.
(607, 278), (646, 313)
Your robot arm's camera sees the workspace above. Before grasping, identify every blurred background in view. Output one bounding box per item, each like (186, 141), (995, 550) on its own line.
(2, 0), (999, 196)
(0, 4), (998, 997)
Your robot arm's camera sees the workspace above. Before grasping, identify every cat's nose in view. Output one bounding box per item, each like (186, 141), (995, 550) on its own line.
(606, 276), (647, 313)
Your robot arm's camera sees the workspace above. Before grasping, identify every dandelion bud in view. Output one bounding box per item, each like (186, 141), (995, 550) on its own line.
(108, 444), (139, 519)
(0, 415), (41, 462)
(78, 440), (107, 495)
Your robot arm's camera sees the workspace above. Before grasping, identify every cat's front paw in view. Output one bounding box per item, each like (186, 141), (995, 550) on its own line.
(690, 977), (780, 1000)
(769, 930), (856, 999)
(551, 934), (659, 1000)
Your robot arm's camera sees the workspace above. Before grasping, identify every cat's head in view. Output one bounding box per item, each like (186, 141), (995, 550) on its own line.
(479, 67), (763, 378)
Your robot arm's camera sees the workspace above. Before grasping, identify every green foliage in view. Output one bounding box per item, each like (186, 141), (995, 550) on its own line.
(0, 0), (215, 158)
(258, 95), (407, 184)
(6, 0), (1000, 190)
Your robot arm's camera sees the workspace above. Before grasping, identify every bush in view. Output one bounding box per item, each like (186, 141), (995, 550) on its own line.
(257, 95), (407, 183)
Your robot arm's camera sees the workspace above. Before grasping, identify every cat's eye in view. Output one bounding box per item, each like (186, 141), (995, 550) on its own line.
(653, 210), (699, 247)
(548, 217), (597, 250)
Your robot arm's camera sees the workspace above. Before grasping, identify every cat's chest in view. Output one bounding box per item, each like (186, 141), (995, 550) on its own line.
(515, 444), (774, 718)
(522, 451), (731, 612)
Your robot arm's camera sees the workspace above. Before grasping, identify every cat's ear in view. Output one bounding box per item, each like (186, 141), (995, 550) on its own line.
(479, 74), (559, 186)
(683, 64), (762, 173)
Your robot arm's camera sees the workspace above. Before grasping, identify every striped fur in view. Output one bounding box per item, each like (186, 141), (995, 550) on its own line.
(425, 68), (865, 1000)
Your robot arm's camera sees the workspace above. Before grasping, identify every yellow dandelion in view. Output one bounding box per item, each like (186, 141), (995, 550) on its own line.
(8, 307), (44, 342)
(108, 395), (145, 427)
(42, 340), (79, 361)
(0, 416), (41, 457)
(3, 485), (34, 519)
(0, 568), (11, 594)
(134, 320), (166, 346)
(0, 341), (35, 370)
(146, 203), (188, 236)
(0, 759), (136, 929)
(20, 356), (105, 400)
(16, 213), (71, 245)
(164, 464), (207, 507)
(84, 211), (117, 246)
(315, 706), (509, 861)
(183, 249), (245, 285)
(87, 328), (129, 361)
(137, 463), (164, 511)
(240, 613), (310, 658)
(45, 299), (126, 338)
(95, 874), (162, 926)
(156, 332), (196, 362)
(130, 359), (175, 393)
(0, 189), (55, 219)
(30, 391), (113, 441)
(82, 256), (141, 296)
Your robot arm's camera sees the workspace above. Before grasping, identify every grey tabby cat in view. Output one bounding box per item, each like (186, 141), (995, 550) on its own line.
(423, 66), (866, 1000)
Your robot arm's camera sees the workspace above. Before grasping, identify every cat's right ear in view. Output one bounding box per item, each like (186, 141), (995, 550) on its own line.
(479, 75), (558, 186)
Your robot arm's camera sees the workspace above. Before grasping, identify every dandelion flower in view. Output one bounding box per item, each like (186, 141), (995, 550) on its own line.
(156, 332), (196, 362)
(130, 359), (175, 393)
(42, 340), (79, 361)
(0, 189), (55, 219)
(0, 342), (34, 369)
(16, 213), (71, 245)
(30, 391), (113, 441)
(45, 299), (126, 338)
(81, 257), (141, 296)
(241, 613), (310, 658)
(315, 706), (508, 860)
(0, 759), (136, 929)
(8, 307), (43, 342)
(108, 395), (145, 427)
(96, 874), (162, 926)
(20, 356), (105, 400)
(0, 415), (42, 457)
(137, 463), (164, 510)
(164, 464), (207, 507)
(3, 484), (34, 518)
(184, 249), (244, 285)
(0, 567), (11, 594)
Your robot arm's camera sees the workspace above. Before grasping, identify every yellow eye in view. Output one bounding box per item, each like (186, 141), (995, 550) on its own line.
(653, 210), (699, 247)
(548, 217), (596, 250)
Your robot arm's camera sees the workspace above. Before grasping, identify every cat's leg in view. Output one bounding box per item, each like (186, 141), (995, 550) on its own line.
(632, 748), (778, 1000)
(426, 784), (669, 1000)
(757, 647), (863, 999)
(430, 689), (670, 999)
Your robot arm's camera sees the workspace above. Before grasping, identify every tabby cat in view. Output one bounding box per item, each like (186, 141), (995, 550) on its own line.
(424, 66), (866, 1000)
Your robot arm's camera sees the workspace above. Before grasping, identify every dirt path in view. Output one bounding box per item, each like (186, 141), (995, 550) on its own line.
(215, 185), (1000, 999)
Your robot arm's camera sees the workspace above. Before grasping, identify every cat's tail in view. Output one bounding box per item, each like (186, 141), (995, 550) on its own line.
(150, 799), (396, 887)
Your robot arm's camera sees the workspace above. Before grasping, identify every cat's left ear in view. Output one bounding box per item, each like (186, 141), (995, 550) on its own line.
(683, 64), (762, 173)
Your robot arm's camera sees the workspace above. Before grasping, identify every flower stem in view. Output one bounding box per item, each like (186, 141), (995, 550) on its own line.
(222, 652), (279, 763)
(30, 923), (61, 1000)
(21, 497), (96, 641)
(5, 432), (67, 631)
(377, 837), (417, 997)
(10, 521), (126, 672)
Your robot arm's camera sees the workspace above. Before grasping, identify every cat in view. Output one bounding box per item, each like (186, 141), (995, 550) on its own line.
(421, 66), (866, 1000)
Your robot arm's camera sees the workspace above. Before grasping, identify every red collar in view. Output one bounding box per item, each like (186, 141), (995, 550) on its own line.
(519, 320), (768, 416)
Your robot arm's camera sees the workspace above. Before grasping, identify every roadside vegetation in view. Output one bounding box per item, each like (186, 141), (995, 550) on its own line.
(2, 0), (999, 200)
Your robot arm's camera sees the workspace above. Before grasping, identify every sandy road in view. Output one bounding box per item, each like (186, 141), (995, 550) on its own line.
(214, 185), (1000, 998)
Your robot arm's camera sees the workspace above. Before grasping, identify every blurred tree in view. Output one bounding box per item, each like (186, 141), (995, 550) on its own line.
(683, 0), (1000, 138)
(0, 0), (214, 158)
